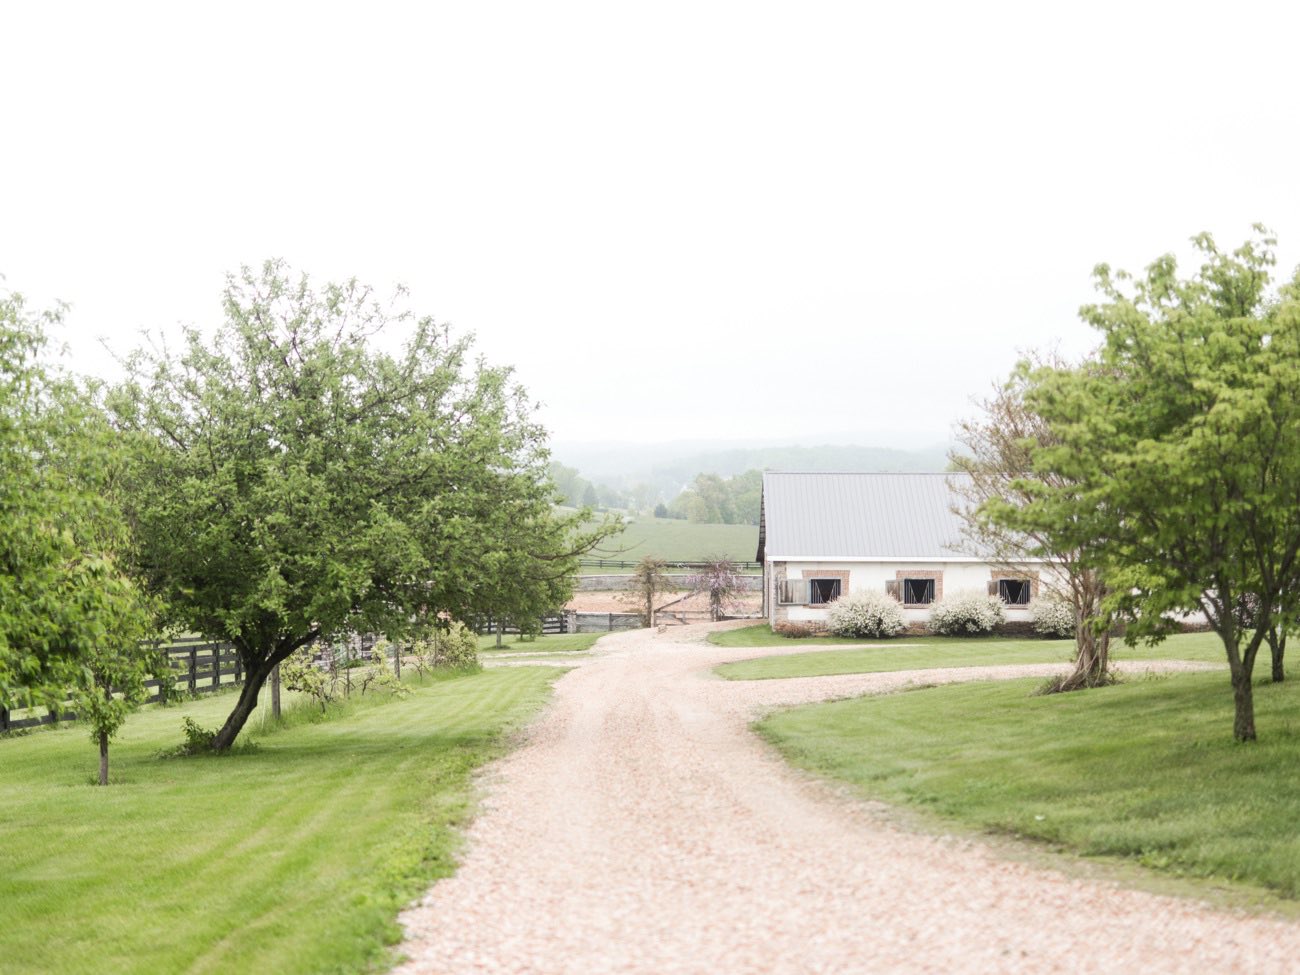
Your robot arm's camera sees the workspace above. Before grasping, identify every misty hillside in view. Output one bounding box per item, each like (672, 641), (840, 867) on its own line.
(554, 441), (953, 498)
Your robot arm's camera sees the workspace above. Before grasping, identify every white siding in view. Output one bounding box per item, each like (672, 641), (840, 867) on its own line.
(772, 560), (1063, 625)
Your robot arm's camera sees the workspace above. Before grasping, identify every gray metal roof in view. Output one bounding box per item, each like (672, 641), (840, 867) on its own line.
(758, 471), (975, 561)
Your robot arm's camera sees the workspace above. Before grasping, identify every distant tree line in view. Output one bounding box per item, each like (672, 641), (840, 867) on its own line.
(552, 462), (763, 526)
(663, 470), (762, 525)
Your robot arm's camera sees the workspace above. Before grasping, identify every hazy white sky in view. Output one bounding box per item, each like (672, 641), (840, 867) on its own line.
(4, 1), (1299, 448)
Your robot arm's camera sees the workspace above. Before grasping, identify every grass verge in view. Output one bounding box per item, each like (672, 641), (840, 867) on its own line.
(714, 630), (1227, 680)
(758, 668), (1300, 900)
(0, 666), (557, 975)
(477, 632), (602, 655)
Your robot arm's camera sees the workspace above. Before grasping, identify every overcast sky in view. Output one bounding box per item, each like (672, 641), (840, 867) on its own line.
(4, 1), (1299, 449)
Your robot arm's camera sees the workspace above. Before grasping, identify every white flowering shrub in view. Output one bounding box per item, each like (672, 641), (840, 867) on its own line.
(1030, 597), (1076, 638)
(928, 590), (1006, 636)
(827, 589), (906, 639)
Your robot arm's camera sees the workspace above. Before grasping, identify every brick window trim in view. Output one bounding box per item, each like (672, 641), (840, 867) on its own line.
(990, 569), (1040, 603)
(801, 569), (849, 607)
(895, 569), (943, 608)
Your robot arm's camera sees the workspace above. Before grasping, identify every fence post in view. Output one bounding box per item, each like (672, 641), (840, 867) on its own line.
(212, 645), (221, 691)
(271, 663), (281, 719)
(1, 706), (8, 733)
(188, 646), (198, 694)
(608, 612), (614, 632)
(234, 648), (242, 685)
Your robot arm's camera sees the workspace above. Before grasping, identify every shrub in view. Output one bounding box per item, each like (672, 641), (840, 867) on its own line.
(928, 590), (1006, 636)
(414, 621), (480, 670)
(773, 621), (818, 639)
(826, 590), (906, 639)
(1030, 596), (1076, 638)
(281, 645), (340, 711)
(358, 641), (411, 698)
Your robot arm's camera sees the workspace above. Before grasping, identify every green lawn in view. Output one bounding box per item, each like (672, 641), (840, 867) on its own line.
(713, 629), (1228, 680)
(759, 667), (1300, 900)
(588, 516), (759, 566)
(477, 632), (602, 655)
(0, 667), (556, 975)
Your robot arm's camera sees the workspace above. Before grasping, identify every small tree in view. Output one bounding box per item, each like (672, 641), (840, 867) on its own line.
(951, 351), (1114, 690)
(686, 557), (747, 621)
(72, 581), (161, 784)
(628, 557), (673, 626)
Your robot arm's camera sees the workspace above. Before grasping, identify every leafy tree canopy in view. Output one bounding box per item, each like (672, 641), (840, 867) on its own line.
(111, 261), (602, 749)
(1013, 227), (1300, 739)
(0, 289), (152, 718)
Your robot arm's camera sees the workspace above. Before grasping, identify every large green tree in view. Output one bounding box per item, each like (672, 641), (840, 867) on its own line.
(1016, 228), (1300, 740)
(0, 289), (153, 740)
(112, 261), (597, 750)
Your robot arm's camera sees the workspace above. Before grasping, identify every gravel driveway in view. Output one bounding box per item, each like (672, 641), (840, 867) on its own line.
(396, 623), (1299, 974)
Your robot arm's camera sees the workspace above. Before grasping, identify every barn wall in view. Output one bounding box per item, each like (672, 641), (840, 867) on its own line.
(775, 560), (1060, 625)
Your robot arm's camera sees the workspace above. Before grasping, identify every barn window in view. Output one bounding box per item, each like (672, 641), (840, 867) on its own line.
(902, 578), (935, 604)
(998, 578), (1031, 605)
(809, 578), (842, 605)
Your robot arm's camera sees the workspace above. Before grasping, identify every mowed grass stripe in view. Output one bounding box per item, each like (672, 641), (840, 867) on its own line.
(758, 667), (1300, 900)
(0, 666), (556, 975)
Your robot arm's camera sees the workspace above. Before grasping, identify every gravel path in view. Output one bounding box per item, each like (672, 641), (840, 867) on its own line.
(396, 623), (1298, 974)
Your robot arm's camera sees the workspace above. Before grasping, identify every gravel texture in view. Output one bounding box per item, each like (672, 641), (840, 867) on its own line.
(396, 623), (1298, 974)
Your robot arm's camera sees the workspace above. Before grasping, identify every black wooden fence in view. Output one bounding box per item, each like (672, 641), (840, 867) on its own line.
(476, 615), (569, 636)
(0, 637), (242, 734)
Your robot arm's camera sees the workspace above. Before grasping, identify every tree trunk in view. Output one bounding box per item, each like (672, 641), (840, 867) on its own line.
(270, 663), (281, 720)
(98, 731), (109, 786)
(210, 660), (273, 751)
(1055, 620), (1112, 693)
(210, 632), (319, 752)
(1232, 664), (1257, 741)
(393, 644), (401, 679)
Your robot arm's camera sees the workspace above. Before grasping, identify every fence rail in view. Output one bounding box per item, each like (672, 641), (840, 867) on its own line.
(1, 637), (243, 734)
(476, 615), (569, 636)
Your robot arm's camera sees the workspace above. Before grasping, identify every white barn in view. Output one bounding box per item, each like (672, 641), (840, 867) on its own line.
(757, 471), (1048, 629)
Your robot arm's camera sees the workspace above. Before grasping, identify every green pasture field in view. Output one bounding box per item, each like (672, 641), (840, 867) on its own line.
(0, 666), (556, 975)
(712, 629), (1227, 680)
(587, 516), (759, 568)
(758, 661), (1300, 903)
